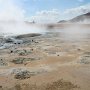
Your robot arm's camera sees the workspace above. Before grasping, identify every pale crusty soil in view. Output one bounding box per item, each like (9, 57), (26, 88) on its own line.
(0, 26), (90, 90)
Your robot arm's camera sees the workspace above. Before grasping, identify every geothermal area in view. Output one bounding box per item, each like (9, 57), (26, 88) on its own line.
(0, 1), (90, 89)
(0, 21), (90, 90)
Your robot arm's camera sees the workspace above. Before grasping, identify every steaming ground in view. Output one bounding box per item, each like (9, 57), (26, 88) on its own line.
(0, 24), (90, 90)
(0, 22), (46, 36)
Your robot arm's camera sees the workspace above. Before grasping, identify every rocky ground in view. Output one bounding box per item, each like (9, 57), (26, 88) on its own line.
(0, 29), (90, 90)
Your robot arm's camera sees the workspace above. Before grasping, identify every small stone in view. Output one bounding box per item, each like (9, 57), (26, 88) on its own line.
(11, 50), (13, 53)
(57, 55), (60, 56)
(31, 49), (33, 51)
(77, 49), (81, 51)
(24, 63), (27, 66)
(0, 86), (2, 88)
(32, 40), (34, 42)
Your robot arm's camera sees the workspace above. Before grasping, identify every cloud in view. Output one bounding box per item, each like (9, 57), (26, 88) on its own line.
(64, 4), (90, 14)
(27, 9), (61, 23)
(64, 4), (90, 18)
(0, 0), (25, 21)
(36, 9), (60, 16)
(1, 0), (89, 23)
(27, 3), (90, 23)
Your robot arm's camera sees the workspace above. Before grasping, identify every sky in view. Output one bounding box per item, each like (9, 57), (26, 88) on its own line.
(0, 0), (90, 23)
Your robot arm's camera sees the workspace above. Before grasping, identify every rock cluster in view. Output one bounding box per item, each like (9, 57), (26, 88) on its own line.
(14, 70), (31, 79)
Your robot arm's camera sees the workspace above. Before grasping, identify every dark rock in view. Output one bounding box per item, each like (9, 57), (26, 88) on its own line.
(77, 49), (81, 51)
(0, 86), (2, 88)
(31, 49), (33, 51)
(32, 40), (34, 42)
(57, 55), (60, 56)
(10, 50), (13, 53)
(13, 40), (23, 44)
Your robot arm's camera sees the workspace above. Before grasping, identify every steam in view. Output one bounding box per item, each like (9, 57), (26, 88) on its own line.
(59, 24), (90, 41)
(76, 19), (90, 24)
(0, 22), (44, 36)
(0, 0), (44, 35)
(0, 0), (24, 21)
(0, 0), (90, 36)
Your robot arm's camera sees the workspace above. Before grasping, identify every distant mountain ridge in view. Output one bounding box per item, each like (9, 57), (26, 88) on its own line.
(58, 12), (90, 23)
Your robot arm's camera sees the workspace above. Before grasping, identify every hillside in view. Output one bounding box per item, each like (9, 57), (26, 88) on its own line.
(58, 12), (90, 23)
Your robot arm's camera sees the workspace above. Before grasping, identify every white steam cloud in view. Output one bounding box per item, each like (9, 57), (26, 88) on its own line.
(0, 0), (25, 21)
(0, 0), (44, 35)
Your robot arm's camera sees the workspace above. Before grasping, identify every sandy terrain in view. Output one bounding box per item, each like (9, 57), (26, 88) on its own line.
(0, 25), (90, 90)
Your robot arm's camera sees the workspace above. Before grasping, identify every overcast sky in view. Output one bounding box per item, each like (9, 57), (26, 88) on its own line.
(0, 0), (90, 23)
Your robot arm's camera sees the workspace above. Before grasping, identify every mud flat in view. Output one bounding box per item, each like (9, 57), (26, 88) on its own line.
(0, 26), (90, 90)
